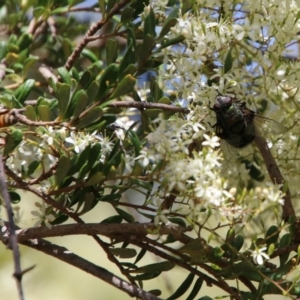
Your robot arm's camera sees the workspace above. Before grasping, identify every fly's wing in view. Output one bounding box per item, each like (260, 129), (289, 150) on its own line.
(253, 114), (287, 136)
(220, 138), (254, 161)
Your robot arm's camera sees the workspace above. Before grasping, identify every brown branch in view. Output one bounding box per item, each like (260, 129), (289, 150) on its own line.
(254, 137), (295, 220)
(0, 157), (26, 300)
(8, 223), (192, 242)
(108, 101), (190, 113)
(64, 0), (131, 71)
(15, 113), (63, 127)
(1, 234), (160, 300)
(20, 100), (189, 129)
(85, 30), (127, 42)
(90, 234), (137, 287)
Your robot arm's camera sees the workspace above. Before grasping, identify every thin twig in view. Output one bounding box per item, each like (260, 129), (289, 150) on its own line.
(64, 0), (131, 70)
(108, 101), (190, 113)
(24, 99), (190, 114)
(0, 157), (25, 300)
(254, 137), (295, 220)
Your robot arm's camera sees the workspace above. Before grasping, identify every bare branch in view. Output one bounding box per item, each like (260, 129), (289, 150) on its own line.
(5, 223), (192, 242)
(0, 157), (26, 300)
(64, 0), (131, 70)
(9, 236), (160, 300)
(108, 101), (190, 113)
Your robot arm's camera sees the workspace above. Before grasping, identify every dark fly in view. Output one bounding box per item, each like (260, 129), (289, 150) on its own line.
(212, 95), (287, 148)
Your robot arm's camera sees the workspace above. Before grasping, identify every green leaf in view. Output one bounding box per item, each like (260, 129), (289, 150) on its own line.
(143, 6), (156, 37)
(265, 225), (279, 246)
(167, 272), (195, 300)
(58, 67), (72, 85)
(3, 129), (23, 156)
(131, 0), (150, 18)
(85, 172), (105, 186)
(212, 247), (225, 258)
(23, 56), (39, 77)
(132, 271), (161, 281)
(70, 67), (80, 82)
(224, 49), (233, 74)
(14, 79), (35, 104)
(134, 248), (147, 265)
(147, 290), (161, 296)
(232, 235), (244, 251)
(168, 218), (186, 227)
(150, 77), (163, 102)
(110, 248), (137, 258)
(130, 261), (175, 274)
(59, 38), (73, 60)
(158, 96), (171, 104)
(108, 74), (136, 100)
(138, 34), (155, 65)
(99, 0), (106, 15)
(159, 8), (179, 38)
(51, 214), (69, 225)
(279, 233), (291, 248)
(26, 160), (39, 176)
(107, 0), (118, 13)
(115, 207), (134, 223)
(186, 278), (203, 300)
(79, 70), (93, 89)
(9, 191), (21, 204)
(81, 48), (99, 63)
(128, 130), (141, 156)
(73, 144), (92, 170)
(75, 107), (103, 129)
(87, 80), (100, 105)
(37, 105), (51, 121)
(179, 238), (206, 260)
(182, 0), (193, 14)
(121, 7), (135, 23)
(71, 90), (88, 119)
(121, 64), (137, 77)
(98, 63), (120, 96)
(55, 156), (71, 186)
(16, 33), (33, 51)
(279, 233), (292, 266)
(0, 41), (7, 61)
(142, 108), (163, 118)
(57, 83), (71, 119)
(100, 215), (123, 224)
(77, 192), (97, 215)
(106, 39), (119, 65)
(24, 105), (36, 121)
(160, 35), (185, 49)
(33, 6), (45, 19)
(119, 40), (135, 77)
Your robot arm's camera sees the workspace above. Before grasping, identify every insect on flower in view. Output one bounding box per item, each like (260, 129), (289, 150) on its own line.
(211, 95), (287, 148)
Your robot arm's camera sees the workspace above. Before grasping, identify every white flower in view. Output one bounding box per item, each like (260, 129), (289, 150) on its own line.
(154, 209), (170, 225)
(65, 131), (98, 153)
(202, 134), (220, 148)
(31, 202), (55, 229)
(251, 246), (269, 265)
